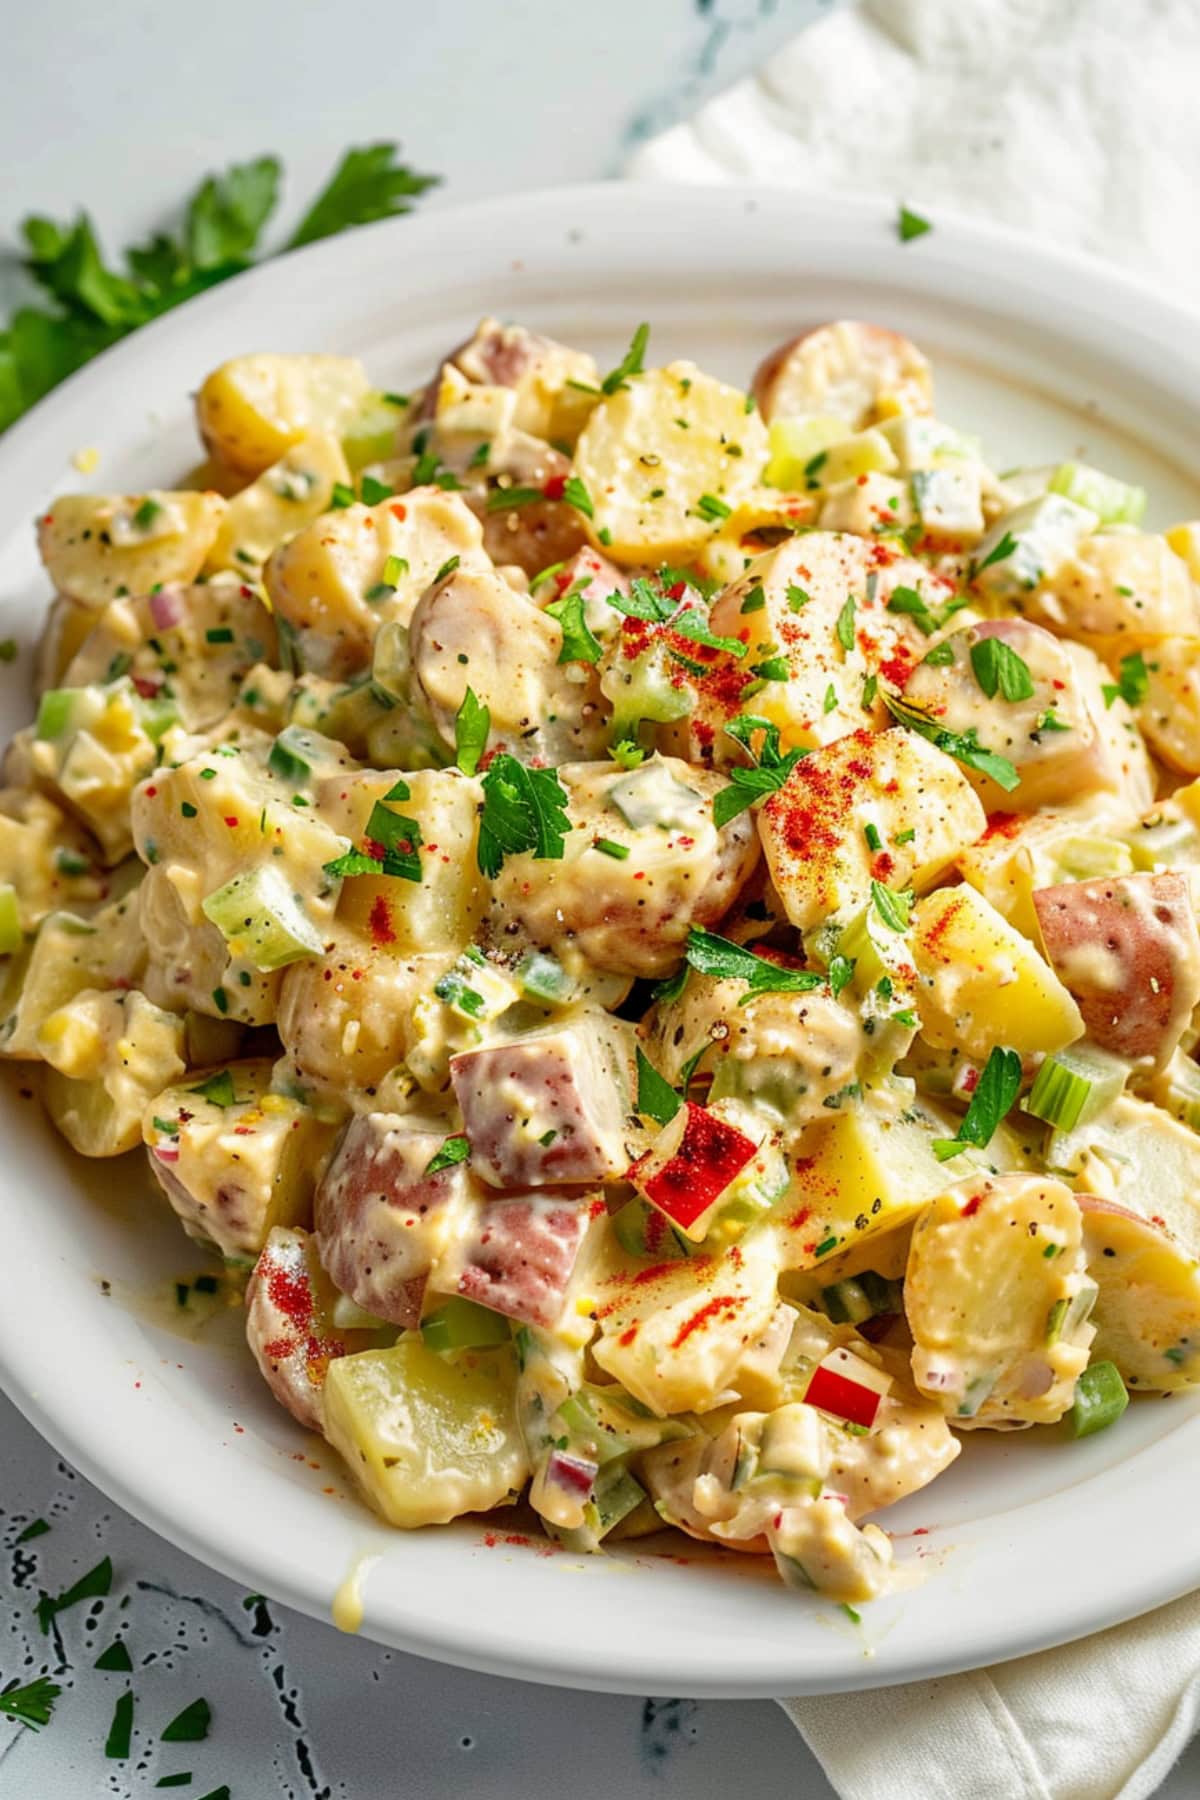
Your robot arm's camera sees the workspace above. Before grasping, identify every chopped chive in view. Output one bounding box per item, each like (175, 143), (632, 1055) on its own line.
(592, 837), (630, 860)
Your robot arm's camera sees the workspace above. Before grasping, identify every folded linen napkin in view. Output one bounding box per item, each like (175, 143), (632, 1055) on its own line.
(629, 3), (1200, 1793)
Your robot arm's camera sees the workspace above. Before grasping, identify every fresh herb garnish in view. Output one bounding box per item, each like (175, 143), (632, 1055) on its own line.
(359, 473), (392, 505)
(828, 954), (856, 999)
(0, 1674), (60, 1731)
(477, 754), (571, 878)
(15, 1518), (50, 1544)
(592, 836), (630, 860)
(933, 1046), (1023, 1161)
(161, 1698), (212, 1743)
(684, 927), (823, 1004)
(835, 596), (857, 652)
(185, 1070), (237, 1109)
(898, 205), (932, 243)
(636, 1048), (681, 1126)
(545, 586), (602, 664)
(970, 636), (1035, 702)
(454, 686), (490, 776)
(95, 1639), (133, 1672)
(885, 693), (1020, 791)
(974, 529), (1018, 575)
(104, 1690), (133, 1759)
(712, 714), (805, 826)
(695, 493), (731, 523)
(600, 322), (650, 395)
(562, 476), (594, 519)
(486, 485), (543, 513)
(424, 1134), (470, 1176)
(1101, 650), (1149, 710)
(870, 880), (914, 932)
(0, 143), (438, 431)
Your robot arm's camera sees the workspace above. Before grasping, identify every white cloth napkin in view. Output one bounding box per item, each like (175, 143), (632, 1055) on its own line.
(628, 2), (1200, 1793)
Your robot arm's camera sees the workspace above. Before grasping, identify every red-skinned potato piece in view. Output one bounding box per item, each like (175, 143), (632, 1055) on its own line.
(1033, 872), (1200, 1066)
(1077, 1195), (1200, 1391)
(314, 1113), (477, 1327)
(449, 1014), (636, 1189)
(454, 1192), (604, 1329)
(245, 1226), (374, 1431)
(628, 1102), (757, 1238)
(752, 321), (933, 428)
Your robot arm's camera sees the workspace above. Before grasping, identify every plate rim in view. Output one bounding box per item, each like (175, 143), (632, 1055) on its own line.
(2, 178), (1200, 1697)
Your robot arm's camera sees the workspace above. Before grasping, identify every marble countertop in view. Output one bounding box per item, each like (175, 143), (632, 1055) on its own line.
(2, 1), (1199, 1793)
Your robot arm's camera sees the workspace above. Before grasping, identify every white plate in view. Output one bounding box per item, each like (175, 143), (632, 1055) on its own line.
(1, 183), (1199, 1699)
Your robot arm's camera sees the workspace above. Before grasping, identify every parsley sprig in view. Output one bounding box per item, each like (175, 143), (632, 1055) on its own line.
(600, 322), (650, 395)
(885, 693), (1020, 792)
(684, 927), (823, 1005)
(0, 1674), (60, 1731)
(635, 1048), (682, 1127)
(545, 586), (602, 664)
(1101, 650), (1149, 710)
(324, 779), (423, 883)
(477, 754), (571, 878)
(1, 143), (438, 431)
(933, 1046), (1023, 1161)
(713, 715), (806, 827)
(970, 636), (1035, 702)
(454, 687), (490, 775)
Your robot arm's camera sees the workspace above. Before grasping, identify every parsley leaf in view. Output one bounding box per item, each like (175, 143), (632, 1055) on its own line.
(186, 1070), (236, 1109)
(0, 1674), (60, 1731)
(545, 586), (602, 664)
(562, 475), (594, 519)
(970, 636), (1036, 702)
(600, 322), (650, 395)
(828, 954), (856, 999)
(36, 1554), (113, 1634)
(898, 205), (932, 243)
(870, 880), (914, 932)
(477, 754), (571, 878)
(835, 596), (857, 652)
(885, 693), (1020, 791)
(684, 927), (823, 1004)
(186, 158), (281, 268)
(425, 1135), (470, 1176)
(636, 1048), (681, 1126)
(713, 714), (805, 826)
(886, 584), (969, 637)
(454, 687), (490, 776)
(974, 529), (1018, 575)
(933, 1046), (1023, 1161)
(1101, 650), (1149, 710)
(161, 1698), (212, 1743)
(287, 143), (438, 249)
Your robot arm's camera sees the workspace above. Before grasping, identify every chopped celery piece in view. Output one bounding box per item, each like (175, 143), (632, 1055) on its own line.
(607, 760), (707, 832)
(1026, 1045), (1127, 1133)
(138, 691), (180, 742)
(1050, 835), (1134, 883)
(556, 1384), (683, 1463)
(331, 1293), (393, 1331)
(420, 1298), (511, 1353)
(371, 620), (412, 702)
(1070, 1361), (1128, 1437)
(1046, 1278), (1097, 1345)
(764, 415), (848, 489)
(1049, 462), (1146, 526)
(433, 951), (516, 1023)
(0, 885), (21, 956)
(601, 643), (694, 745)
(201, 864), (324, 970)
(342, 390), (406, 470)
(516, 950), (577, 1005)
(268, 727), (313, 783)
(821, 1271), (900, 1325)
(811, 429), (898, 488)
(592, 1464), (646, 1534)
(35, 688), (87, 740)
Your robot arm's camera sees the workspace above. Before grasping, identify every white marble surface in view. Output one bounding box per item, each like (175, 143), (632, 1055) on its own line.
(2, 2), (1199, 1795)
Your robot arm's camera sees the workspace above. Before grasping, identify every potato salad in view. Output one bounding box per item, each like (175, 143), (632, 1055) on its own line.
(7, 314), (1200, 1606)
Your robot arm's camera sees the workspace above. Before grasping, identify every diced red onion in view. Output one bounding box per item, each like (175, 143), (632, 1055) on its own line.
(149, 587), (186, 629)
(545, 1449), (597, 1500)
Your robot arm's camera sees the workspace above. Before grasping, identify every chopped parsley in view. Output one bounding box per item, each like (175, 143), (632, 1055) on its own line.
(161, 1698), (212, 1743)
(425, 1134), (470, 1176)
(0, 1674), (60, 1730)
(545, 586), (602, 664)
(37, 1555), (113, 1634)
(713, 714), (805, 827)
(885, 693), (1020, 791)
(870, 880), (914, 932)
(562, 475), (594, 519)
(477, 754), (571, 878)
(828, 954), (856, 999)
(1101, 650), (1149, 710)
(454, 686), (490, 776)
(359, 473), (392, 505)
(974, 529), (1018, 575)
(636, 1048), (681, 1127)
(600, 322), (650, 395)
(186, 1070), (236, 1109)
(835, 596), (857, 652)
(684, 927), (823, 1004)
(970, 635), (1035, 702)
(933, 1046), (1023, 1161)
(898, 205), (932, 243)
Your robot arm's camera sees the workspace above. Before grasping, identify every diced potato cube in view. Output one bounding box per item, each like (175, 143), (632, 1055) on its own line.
(143, 1058), (336, 1257)
(909, 467), (985, 544)
(905, 1174), (1094, 1426)
(197, 352), (370, 476)
(434, 316), (601, 446)
(1134, 637), (1200, 775)
(768, 1082), (1026, 1271)
(751, 322), (933, 429)
(450, 1012), (636, 1188)
(315, 1112), (478, 1326)
(322, 1335), (528, 1527)
(245, 1225), (379, 1430)
(572, 362), (766, 563)
(0, 787), (105, 929)
(39, 987), (186, 1156)
(453, 1192), (604, 1330)
(958, 811), (1136, 943)
(759, 727), (985, 933)
(0, 897), (145, 1059)
(276, 934), (453, 1092)
(205, 434), (351, 574)
(1033, 871), (1200, 1067)
(593, 1230), (780, 1415)
(911, 882), (1083, 1061)
(264, 487), (488, 678)
(1077, 1197), (1200, 1392)
(317, 766), (487, 956)
(970, 495), (1096, 608)
(1023, 527), (1199, 650)
(818, 471), (914, 538)
(38, 492), (227, 610)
